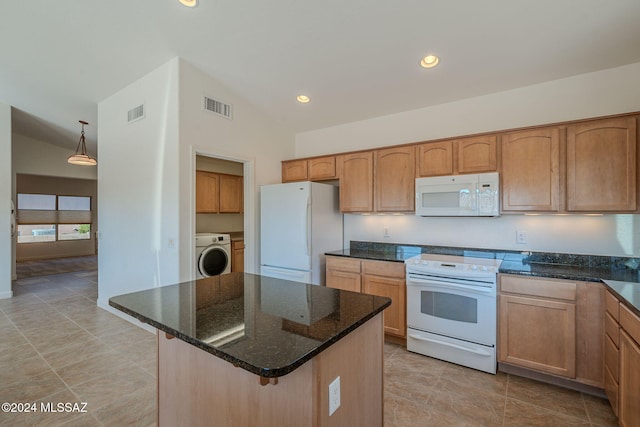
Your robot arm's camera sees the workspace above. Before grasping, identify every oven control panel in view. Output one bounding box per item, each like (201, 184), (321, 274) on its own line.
(405, 254), (501, 279)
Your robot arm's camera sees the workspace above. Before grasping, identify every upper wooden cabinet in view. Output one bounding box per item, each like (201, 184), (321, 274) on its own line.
(416, 140), (454, 176)
(196, 171), (243, 214)
(416, 136), (497, 177)
(338, 152), (374, 212)
(282, 156), (337, 182)
(196, 171), (220, 213)
(219, 174), (243, 213)
(457, 136), (498, 173)
(375, 146), (415, 212)
(566, 116), (637, 212)
(501, 127), (562, 212)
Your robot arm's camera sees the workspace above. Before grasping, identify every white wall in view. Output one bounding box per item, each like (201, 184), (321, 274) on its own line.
(0, 103), (12, 298)
(178, 59), (294, 276)
(97, 59), (181, 311)
(295, 62), (640, 257)
(12, 134), (98, 180)
(96, 58), (294, 316)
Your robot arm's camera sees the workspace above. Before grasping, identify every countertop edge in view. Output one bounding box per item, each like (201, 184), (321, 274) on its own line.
(109, 295), (391, 378)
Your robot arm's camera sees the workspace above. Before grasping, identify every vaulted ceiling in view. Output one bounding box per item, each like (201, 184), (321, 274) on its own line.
(2, 1), (640, 156)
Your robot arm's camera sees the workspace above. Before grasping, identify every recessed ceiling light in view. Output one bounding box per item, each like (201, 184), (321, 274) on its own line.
(296, 95), (310, 103)
(178, 0), (198, 7)
(420, 55), (440, 69)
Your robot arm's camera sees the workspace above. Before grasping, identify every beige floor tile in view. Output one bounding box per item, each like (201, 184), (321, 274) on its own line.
(0, 342), (39, 364)
(0, 355), (55, 389)
(441, 361), (509, 396)
(93, 384), (156, 427)
(53, 351), (139, 387)
(70, 364), (155, 411)
(507, 374), (589, 421)
(0, 369), (68, 403)
(40, 336), (114, 371)
(582, 394), (619, 427)
(504, 397), (591, 426)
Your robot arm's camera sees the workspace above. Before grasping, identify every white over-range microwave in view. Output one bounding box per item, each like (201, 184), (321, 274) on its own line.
(415, 172), (500, 217)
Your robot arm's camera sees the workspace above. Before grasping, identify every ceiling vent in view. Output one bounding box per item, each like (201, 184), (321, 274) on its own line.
(127, 104), (145, 123)
(203, 96), (232, 120)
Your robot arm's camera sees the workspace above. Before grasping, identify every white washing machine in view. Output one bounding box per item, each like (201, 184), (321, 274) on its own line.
(195, 233), (232, 278)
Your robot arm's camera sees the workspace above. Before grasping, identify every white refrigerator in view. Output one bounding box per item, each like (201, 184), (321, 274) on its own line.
(260, 181), (343, 285)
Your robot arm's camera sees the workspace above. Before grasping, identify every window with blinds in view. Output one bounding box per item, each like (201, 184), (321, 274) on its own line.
(17, 193), (92, 243)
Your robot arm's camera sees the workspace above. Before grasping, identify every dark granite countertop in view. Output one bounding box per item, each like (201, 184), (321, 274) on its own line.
(326, 241), (640, 317)
(109, 272), (390, 378)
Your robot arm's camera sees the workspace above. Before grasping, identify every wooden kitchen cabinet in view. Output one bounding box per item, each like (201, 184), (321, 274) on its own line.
(219, 174), (243, 213)
(362, 260), (406, 338)
(575, 282), (604, 388)
(456, 135), (498, 173)
(326, 256), (362, 292)
(499, 274), (577, 378)
(375, 146), (415, 212)
(416, 140), (454, 176)
(326, 256), (406, 338)
(196, 170), (220, 213)
(500, 127), (562, 212)
(196, 171), (243, 214)
(282, 156), (337, 182)
(604, 290), (621, 416)
(337, 151), (374, 212)
(566, 116), (637, 212)
(416, 136), (497, 177)
(619, 304), (640, 427)
(282, 159), (308, 182)
(231, 239), (244, 273)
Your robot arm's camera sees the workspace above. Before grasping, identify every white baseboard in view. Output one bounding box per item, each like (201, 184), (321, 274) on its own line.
(0, 290), (14, 299)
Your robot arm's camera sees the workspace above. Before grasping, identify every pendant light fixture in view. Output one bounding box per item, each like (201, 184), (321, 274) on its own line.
(67, 120), (97, 166)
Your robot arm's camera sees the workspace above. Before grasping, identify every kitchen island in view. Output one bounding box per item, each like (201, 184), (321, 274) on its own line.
(110, 272), (390, 426)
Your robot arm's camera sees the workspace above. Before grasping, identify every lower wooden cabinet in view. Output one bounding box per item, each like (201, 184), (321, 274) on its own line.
(362, 260), (406, 338)
(231, 239), (244, 273)
(618, 304), (640, 427)
(326, 256), (361, 292)
(326, 256), (406, 338)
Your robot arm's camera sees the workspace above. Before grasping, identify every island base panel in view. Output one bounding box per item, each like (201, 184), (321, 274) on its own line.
(157, 313), (384, 427)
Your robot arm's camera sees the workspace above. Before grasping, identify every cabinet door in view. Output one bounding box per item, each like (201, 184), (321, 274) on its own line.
(195, 171), (219, 213)
(501, 128), (561, 212)
(363, 275), (405, 337)
(499, 294), (576, 377)
(575, 282), (604, 388)
(375, 146), (415, 212)
(416, 140), (454, 177)
(619, 329), (640, 427)
(456, 136), (497, 173)
(219, 174), (243, 213)
(567, 117), (637, 212)
(231, 240), (244, 273)
(338, 152), (374, 212)
(308, 156), (337, 180)
(326, 256), (361, 292)
(282, 159), (308, 182)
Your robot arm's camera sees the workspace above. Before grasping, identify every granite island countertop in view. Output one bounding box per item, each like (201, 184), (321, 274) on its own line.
(326, 241), (640, 317)
(109, 272), (390, 378)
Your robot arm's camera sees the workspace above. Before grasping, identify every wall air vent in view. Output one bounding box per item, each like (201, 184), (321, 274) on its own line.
(203, 96), (233, 120)
(127, 104), (145, 123)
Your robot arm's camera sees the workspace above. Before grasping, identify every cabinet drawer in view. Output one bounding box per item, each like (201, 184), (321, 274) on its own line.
(362, 260), (405, 278)
(232, 240), (244, 250)
(605, 334), (619, 381)
(605, 290), (620, 321)
(620, 304), (640, 345)
(605, 311), (620, 347)
(604, 364), (619, 417)
(500, 275), (576, 301)
(326, 256), (361, 273)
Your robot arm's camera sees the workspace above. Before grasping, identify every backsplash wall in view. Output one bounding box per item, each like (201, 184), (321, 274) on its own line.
(343, 213), (640, 257)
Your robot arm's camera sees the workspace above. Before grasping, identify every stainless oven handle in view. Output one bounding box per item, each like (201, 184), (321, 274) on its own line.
(406, 277), (494, 294)
(408, 334), (492, 357)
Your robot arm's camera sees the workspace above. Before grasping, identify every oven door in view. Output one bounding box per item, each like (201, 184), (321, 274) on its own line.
(406, 276), (496, 346)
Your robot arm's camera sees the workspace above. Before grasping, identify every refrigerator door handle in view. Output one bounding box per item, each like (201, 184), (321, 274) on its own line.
(305, 197), (311, 256)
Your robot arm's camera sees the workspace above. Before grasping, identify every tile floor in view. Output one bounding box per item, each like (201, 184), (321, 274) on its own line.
(0, 268), (619, 426)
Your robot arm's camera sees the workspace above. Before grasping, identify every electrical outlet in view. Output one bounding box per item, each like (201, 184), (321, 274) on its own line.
(168, 238), (176, 248)
(329, 376), (340, 416)
(516, 230), (528, 245)
(383, 225), (390, 238)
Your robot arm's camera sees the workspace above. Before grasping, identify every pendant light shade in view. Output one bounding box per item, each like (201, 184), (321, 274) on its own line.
(68, 120), (97, 166)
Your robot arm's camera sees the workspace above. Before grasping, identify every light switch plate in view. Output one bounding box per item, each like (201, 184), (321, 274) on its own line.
(329, 376), (340, 416)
